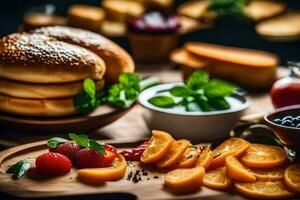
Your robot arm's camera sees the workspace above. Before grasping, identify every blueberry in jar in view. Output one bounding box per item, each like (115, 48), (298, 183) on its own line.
(273, 118), (282, 125)
(282, 120), (293, 127)
(282, 116), (293, 122)
(292, 117), (300, 126)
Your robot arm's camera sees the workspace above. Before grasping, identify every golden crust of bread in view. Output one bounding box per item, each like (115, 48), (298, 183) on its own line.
(0, 79), (104, 99)
(185, 42), (279, 67)
(256, 11), (300, 42)
(0, 33), (106, 83)
(174, 48), (277, 89)
(67, 4), (105, 32)
(0, 95), (76, 117)
(245, 0), (286, 21)
(32, 26), (135, 83)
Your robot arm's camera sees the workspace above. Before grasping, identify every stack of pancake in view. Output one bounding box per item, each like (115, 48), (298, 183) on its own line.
(0, 26), (134, 117)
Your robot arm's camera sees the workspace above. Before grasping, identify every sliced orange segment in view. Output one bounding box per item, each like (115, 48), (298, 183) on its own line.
(141, 130), (173, 164)
(210, 138), (250, 169)
(250, 166), (285, 181)
(196, 146), (213, 169)
(203, 167), (232, 189)
(173, 145), (200, 169)
(284, 164), (300, 193)
(240, 144), (287, 168)
(235, 181), (295, 199)
(226, 156), (256, 183)
(164, 166), (205, 194)
(156, 139), (190, 168)
(77, 154), (126, 184)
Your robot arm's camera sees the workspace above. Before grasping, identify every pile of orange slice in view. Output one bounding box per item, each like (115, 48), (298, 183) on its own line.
(141, 130), (300, 198)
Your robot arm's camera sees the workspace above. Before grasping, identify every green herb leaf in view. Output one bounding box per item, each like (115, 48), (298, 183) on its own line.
(186, 70), (209, 90)
(73, 92), (96, 114)
(170, 86), (192, 97)
(6, 160), (30, 180)
(208, 97), (231, 110)
(107, 73), (141, 108)
(68, 133), (106, 155)
(193, 94), (213, 112)
(186, 102), (201, 112)
(47, 137), (69, 148)
(148, 96), (176, 108)
(209, 0), (249, 17)
(204, 79), (236, 98)
(88, 140), (106, 155)
(83, 78), (96, 99)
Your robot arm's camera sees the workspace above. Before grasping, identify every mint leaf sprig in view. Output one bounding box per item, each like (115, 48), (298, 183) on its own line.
(46, 134), (107, 155)
(6, 160), (30, 180)
(148, 70), (236, 112)
(68, 133), (106, 155)
(74, 73), (160, 114)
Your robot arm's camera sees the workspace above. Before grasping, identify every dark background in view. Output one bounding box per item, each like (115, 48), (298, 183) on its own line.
(1, 0), (300, 64)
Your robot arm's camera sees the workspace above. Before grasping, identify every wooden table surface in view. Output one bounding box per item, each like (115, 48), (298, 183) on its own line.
(0, 66), (283, 200)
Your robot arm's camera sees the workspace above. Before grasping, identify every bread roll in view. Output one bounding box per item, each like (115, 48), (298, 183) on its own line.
(185, 42), (279, 67)
(0, 95), (76, 117)
(0, 33), (106, 83)
(256, 11), (300, 42)
(32, 26), (135, 83)
(102, 0), (144, 22)
(245, 0), (286, 21)
(182, 43), (279, 89)
(0, 79), (104, 99)
(68, 4), (105, 32)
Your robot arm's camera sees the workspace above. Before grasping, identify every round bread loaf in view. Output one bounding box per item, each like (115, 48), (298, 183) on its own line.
(0, 33), (106, 83)
(0, 79), (104, 99)
(32, 26), (135, 83)
(0, 95), (77, 117)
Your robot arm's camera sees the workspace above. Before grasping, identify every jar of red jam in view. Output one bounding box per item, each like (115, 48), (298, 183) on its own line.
(271, 62), (300, 108)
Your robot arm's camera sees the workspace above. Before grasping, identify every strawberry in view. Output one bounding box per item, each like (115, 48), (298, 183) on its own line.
(50, 141), (81, 162)
(104, 144), (117, 153)
(75, 148), (117, 169)
(35, 153), (72, 177)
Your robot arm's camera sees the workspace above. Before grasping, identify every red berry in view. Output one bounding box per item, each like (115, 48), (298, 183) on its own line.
(52, 141), (81, 162)
(104, 144), (117, 153)
(75, 148), (106, 169)
(120, 150), (132, 160)
(36, 153), (72, 177)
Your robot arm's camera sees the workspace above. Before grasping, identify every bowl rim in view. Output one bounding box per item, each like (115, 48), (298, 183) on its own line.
(138, 82), (250, 116)
(264, 104), (300, 130)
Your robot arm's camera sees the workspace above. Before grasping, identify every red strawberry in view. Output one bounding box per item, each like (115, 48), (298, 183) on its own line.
(36, 153), (72, 177)
(104, 144), (117, 153)
(75, 148), (105, 169)
(75, 148), (116, 169)
(50, 141), (81, 162)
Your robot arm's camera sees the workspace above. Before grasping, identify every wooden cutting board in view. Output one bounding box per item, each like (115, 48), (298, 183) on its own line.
(0, 140), (243, 200)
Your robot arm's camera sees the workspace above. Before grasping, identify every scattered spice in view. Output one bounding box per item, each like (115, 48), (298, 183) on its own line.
(126, 169), (158, 183)
(154, 176), (159, 179)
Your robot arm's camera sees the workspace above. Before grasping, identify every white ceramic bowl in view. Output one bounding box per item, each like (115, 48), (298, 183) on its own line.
(138, 83), (250, 142)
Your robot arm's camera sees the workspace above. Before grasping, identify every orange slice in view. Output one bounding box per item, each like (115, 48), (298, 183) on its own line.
(196, 146), (213, 169)
(210, 138), (250, 169)
(164, 166), (205, 194)
(226, 156), (256, 183)
(240, 144), (287, 168)
(173, 145), (200, 169)
(141, 130), (173, 164)
(156, 139), (190, 168)
(284, 164), (300, 193)
(203, 167), (232, 189)
(250, 166), (285, 181)
(235, 181), (295, 199)
(77, 154), (126, 184)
